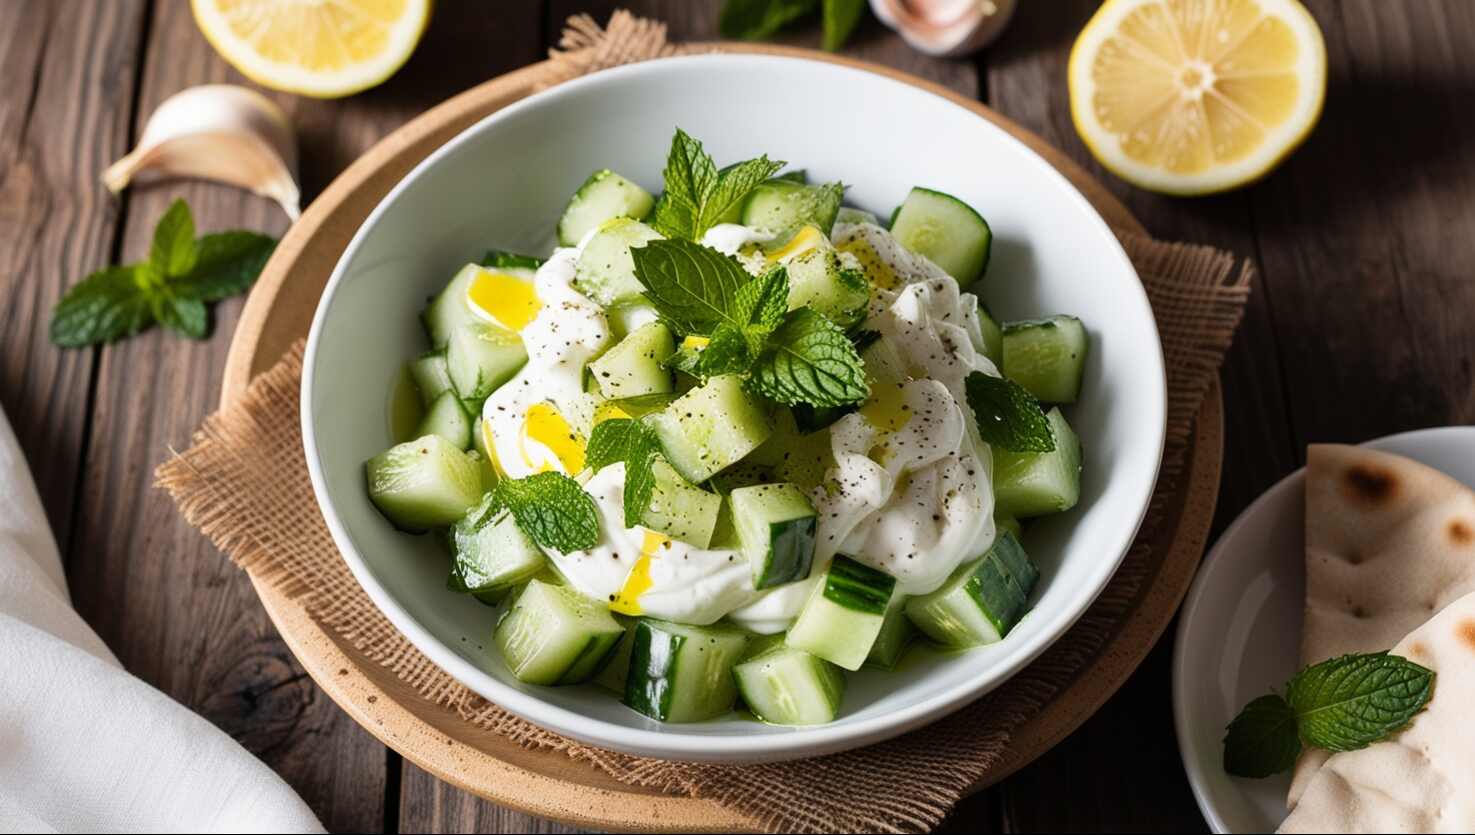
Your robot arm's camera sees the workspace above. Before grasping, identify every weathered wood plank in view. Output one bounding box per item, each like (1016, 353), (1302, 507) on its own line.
(0, 0), (146, 553)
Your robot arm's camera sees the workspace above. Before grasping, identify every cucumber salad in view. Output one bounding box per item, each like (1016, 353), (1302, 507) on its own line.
(366, 129), (1089, 727)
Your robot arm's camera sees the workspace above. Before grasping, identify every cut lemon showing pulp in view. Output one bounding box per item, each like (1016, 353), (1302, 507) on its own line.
(1069, 0), (1326, 195)
(191, 0), (430, 98)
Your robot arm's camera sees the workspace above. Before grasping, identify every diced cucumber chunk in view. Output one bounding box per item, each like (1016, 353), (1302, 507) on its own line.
(422, 263), (483, 349)
(647, 375), (772, 483)
(468, 415), (498, 488)
(446, 323), (528, 401)
(741, 180), (844, 238)
(866, 595), (915, 670)
(593, 618), (638, 693)
(495, 580), (625, 685)
(731, 483), (817, 589)
(977, 305), (1004, 367)
(993, 407), (1082, 518)
(557, 169), (655, 247)
(623, 619), (750, 722)
(835, 206), (879, 226)
(995, 514), (1023, 540)
(408, 351), (454, 406)
(480, 249), (543, 271)
(573, 218), (663, 307)
(786, 556), (897, 671)
(889, 187), (992, 284)
(905, 532), (1039, 648)
(734, 641), (845, 726)
(606, 298), (660, 340)
(589, 321), (675, 399)
(365, 435), (484, 531)
(1002, 316), (1088, 404)
(750, 409), (834, 492)
(416, 391), (472, 449)
(707, 460), (772, 495)
(641, 459), (722, 548)
(449, 494), (545, 593)
(785, 247), (870, 329)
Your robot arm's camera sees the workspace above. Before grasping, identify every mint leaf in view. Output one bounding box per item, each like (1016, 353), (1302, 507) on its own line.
(749, 307), (869, 407)
(695, 324), (760, 377)
(492, 471), (599, 553)
(479, 249), (543, 270)
(150, 198), (197, 278)
(1287, 652), (1435, 752)
(1223, 695), (1302, 779)
(158, 295), (208, 339)
(630, 238), (753, 335)
(585, 418), (662, 528)
(171, 231), (276, 302)
(822, 0), (866, 51)
(720, 0), (820, 40)
(734, 266), (789, 331)
(965, 372), (1057, 453)
(648, 129), (782, 240)
(49, 266), (154, 347)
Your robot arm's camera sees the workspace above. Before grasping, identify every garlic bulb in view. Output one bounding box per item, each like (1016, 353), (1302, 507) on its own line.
(870, 0), (1017, 57)
(103, 85), (300, 220)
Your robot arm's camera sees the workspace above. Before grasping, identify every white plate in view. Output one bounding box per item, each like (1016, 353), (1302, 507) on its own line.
(1172, 426), (1475, 833)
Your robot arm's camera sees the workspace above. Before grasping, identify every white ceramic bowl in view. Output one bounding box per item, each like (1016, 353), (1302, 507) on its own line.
(303, 54), (1167, 763)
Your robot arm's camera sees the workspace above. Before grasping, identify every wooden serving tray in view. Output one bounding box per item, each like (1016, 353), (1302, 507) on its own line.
(220, 45), (1223, 833)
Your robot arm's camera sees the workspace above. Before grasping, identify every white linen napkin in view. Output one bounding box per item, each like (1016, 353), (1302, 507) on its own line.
(0, 406), (323, 834)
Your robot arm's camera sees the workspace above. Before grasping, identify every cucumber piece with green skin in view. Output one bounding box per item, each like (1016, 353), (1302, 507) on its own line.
(468, 415), (498, 489)
(647, 374), (772, 483)
(479, 250), (544, 271)
(749, 409), (834, 493)
(641, 459), (723, 548)
(364, 435), (484, 531)
(993, 408), (1082, 518)
(416, 391), (472, 449)
(408, 351), (454, 407)
(734, 639), (845, 726)
(731, 483), (818, 590)
(784, 247), (870, 329)
(623, 619), (750, 722)
(865, 595), (915, 670)
(905, 532), (1038, 648)
(995, 514), (1023, 541)
(494, 580), (626, 685)
(1002, 316), (1088, 404)
(741, 180), (844, 238)
(557, 170), (655, 247)
(573, 218), (663, 307)
(977, 305), (1004, 367)
(606, 298), (660, 340)
(589, 321), (675, 399)
(835, 206), (879, 226)
(422, 263), (483, 349)
(785, 556), (897, 671)
(593, 618), (637, 693)
(446, 323), (528, 401)
(449, 494), (546, 593)
(889, 187), (992, 284)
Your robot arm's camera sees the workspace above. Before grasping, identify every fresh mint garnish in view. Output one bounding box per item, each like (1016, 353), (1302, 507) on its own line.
(491, 471), (600, 554)
(749, 307), (870, 407)
(719, 0), (864, 52)
(585, 418), (663, 528)
(630, 238), (755, 335)
(1223, 652), (1435, 779)
(479, 249), (543, 271)
(821, 0), (866, 51)
(50, 199), (276, 347)
(648, 129), (783, 241)
(965, 372), (1057, 453)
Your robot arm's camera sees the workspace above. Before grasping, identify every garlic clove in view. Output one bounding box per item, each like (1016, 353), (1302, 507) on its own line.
(870, 0), (1017, 57)
(103, 85), (301, 220)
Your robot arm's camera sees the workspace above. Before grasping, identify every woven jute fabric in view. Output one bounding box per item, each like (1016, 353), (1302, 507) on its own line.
(158, 12), (1253, 834)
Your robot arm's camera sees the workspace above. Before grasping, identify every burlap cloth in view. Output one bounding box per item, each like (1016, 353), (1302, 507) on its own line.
(158, 12), (1253, 834)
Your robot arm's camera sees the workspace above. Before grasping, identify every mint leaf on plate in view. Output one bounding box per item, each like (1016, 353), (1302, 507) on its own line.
(965, 372), (1057, 453)
(630, 238), (754, 335)
(648, 129), (782, 241)
(1286, 652), (1436, 752)
(586, 418), (663, 528)
(1222, 694), (1302, 779)
(491, 471), (600, 553)
(749, 307), (869, 407)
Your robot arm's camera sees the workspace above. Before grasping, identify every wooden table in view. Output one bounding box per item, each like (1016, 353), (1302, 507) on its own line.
(3, 1), (1472, 831)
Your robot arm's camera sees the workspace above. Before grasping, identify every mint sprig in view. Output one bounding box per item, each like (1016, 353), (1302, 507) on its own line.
(491, 471), (600, 554)
(50, 199), (276, 347)
(719, 0), (866, 52)
(965, 372), (1057, 453)
(585, 418), (662, 528)
(648, 129), (783, 241)
(630, 238), (754, 335)
(749, 308), (870, 407)
(1223, 652), (1435, 779)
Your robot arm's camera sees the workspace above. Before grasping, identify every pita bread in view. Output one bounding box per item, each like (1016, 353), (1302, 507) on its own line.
(1290, 444), (1475, 806)
(1278, 589), (1475, 833)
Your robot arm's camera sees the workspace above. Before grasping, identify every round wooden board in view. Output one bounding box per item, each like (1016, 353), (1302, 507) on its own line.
(221, 45), (1224, 833)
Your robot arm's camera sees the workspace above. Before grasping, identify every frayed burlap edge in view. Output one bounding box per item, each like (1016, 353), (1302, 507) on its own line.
(156, 13), (1254, 835)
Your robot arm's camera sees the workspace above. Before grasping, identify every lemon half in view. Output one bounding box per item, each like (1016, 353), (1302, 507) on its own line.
(191, 0), (430, 98)
(1069, 0), (1326, 195)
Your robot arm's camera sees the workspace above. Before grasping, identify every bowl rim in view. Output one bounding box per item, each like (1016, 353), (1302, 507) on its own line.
(302, 51), (1168, 762)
